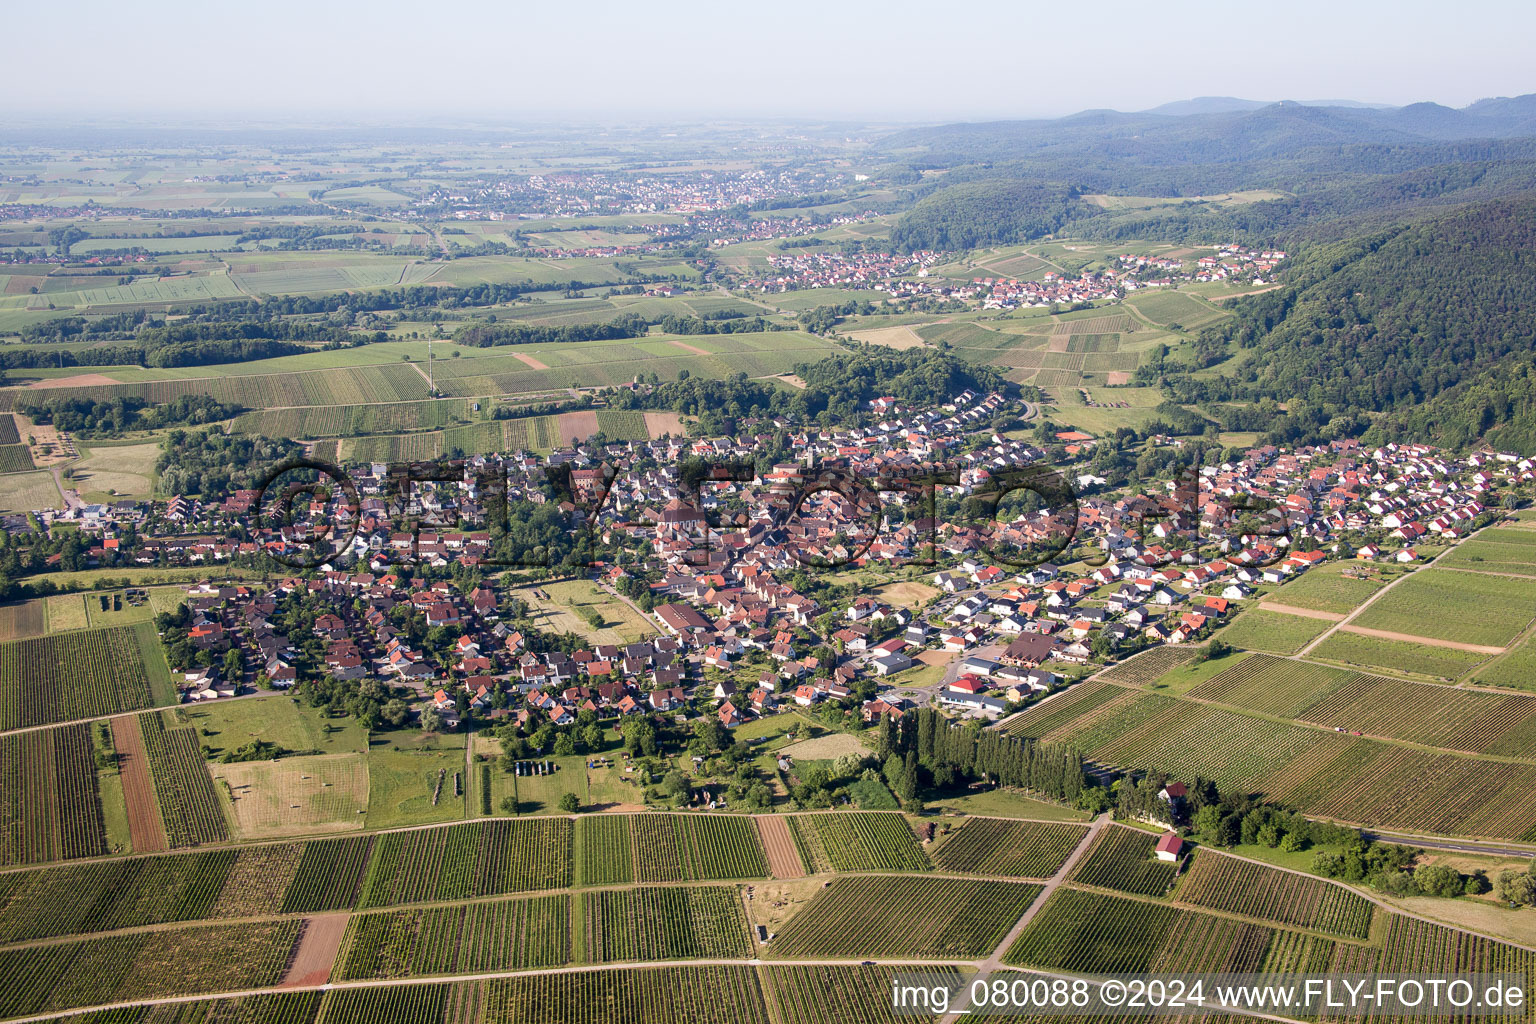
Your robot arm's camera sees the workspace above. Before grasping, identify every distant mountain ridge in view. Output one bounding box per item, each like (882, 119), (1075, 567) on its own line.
(1143, 97), (1397, 116)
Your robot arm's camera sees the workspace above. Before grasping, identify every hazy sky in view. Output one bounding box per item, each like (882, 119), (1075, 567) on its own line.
(6, 0), (1534, 123)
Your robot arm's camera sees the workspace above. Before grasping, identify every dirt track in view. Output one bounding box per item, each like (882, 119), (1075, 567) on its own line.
(509, 352), (550, 370)
(668, 339), (711, 356)
(281, 914), (350, 987)
(1338, 624), (1505, 655)
(1259, 602), (1347, 622)
(111, 715), (167, 853)
(756, 815), (805, 878)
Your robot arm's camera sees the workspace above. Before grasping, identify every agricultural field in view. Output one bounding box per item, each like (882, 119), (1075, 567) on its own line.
(0, 598), (46, 640)
(1069, 825), (1182, 896)
(929, 818), (1088, 877)
(0, 723), (107, 865)
(1296, 673), (1536, 756)
(0, 847), (239, 942)
(1004, 888), (1287, 975)
(1186, 654), (1355, 718)
(481, 966), (771, 1024)
(632, 813), (768, 881)
(575, 813), (635, 885)
(585, 885), (752, 961)
(785, 811), (930, 872)
(211, 752), (370, 839)
(1000, 680), (1135, 739)
(1092, 646), (1201, 686)
(763, 965), (962, 1024)
(1352, 568), (1536, 648)
(1216, 608), (1332, 655)
(767, 875), (1040, 959)
(1174, 852), (1376, 939)
(231, 398), (479, 438)
(1473, 634), (1536, 691)
(0, 470), (63, 512)
(1311, 630), (1490, 680)
(1267, 563), (1389, 614)
(0, 443), (35, 472)
(141, 711), (229, 847)
(1123, 289), (1227, 329)
(335, 894), (571, 979)
(43, 593), (88, 631)
(1437, 525), (1536, 576)
(0, 918), (301, 1020)
(0, 623), (156, 730)
(281, 834), (377, 913)
(357, 818), (572, 908)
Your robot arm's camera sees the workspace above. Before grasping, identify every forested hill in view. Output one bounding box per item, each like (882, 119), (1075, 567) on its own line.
(877, 97), (1536, 247)
(1364, 353), (1536, 454)
(889, 182), (1094, 250)
(1213, 193), (1536, 414)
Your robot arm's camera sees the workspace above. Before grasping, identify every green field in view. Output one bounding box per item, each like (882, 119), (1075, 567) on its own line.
(1215, 607), (1332, 654)
(1437, 526), (1536, 576)
(1311, 630), (1490, 680)
(1267, 562), (1389, 614)
(1352, 568), (1536, 647)
(365, 732), (468, 830)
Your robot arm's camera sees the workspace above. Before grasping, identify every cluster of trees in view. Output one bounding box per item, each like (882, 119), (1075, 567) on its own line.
(18, 395), (238, 436)
(604, 347), (1006, 436)
(152, 430), (302, 497)
(875, 707), (1089, 809)
(5, 315), (384, 370)
(453, 311), (782, 349)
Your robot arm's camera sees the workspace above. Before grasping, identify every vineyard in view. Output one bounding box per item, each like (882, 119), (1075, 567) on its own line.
(1004, 888), (1282, 975)
(1093, 646), (1202, 687)
(0, 625), (155, 730)
(584, 885), (751, 962)
(1186, 654), (1354, 719)
(357, 818), (571, 908)
(999, 680), (1132, 740)
(632, 814), (768, 882)
(141, 711), (229, 846)
(1174, 853), (1376, 939)
(575, 813), (634, 885)
(282, 835), (377, 913)
(785, 812), (930, 872)
(334, 894), (570, 979)
(21, 992), (324, 1024)
(0, 918), (301, 1019)
(481, 966), (771, 1024)
(930, 818), (1088, 877)
(1069, 826), (1181, 895)
(1296, 672), (1536, 756)
(315, 981), (467, 1024)
(0, 847), (237, 942)
(0, 723), (107, 865)
(766, 876), (1039, 959)
(763, 965), (961, 1024)
(1027, 672), (1536, 839)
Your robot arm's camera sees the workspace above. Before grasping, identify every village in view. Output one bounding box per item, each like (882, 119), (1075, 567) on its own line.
(21, 381), (1521, 813)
